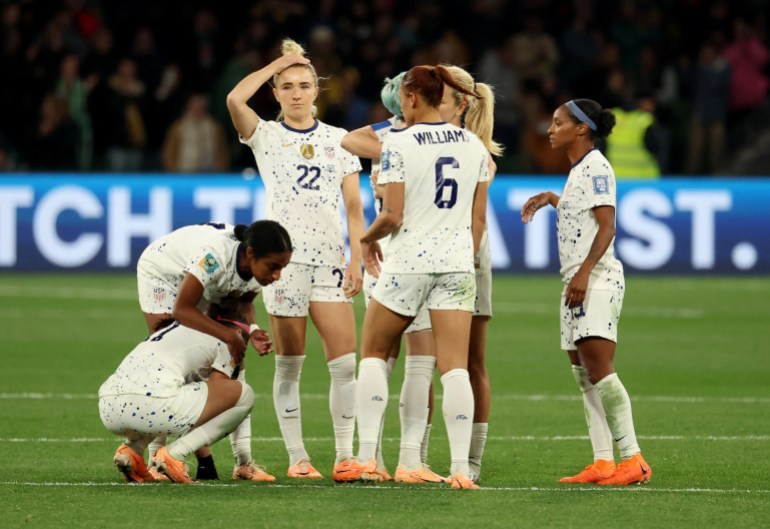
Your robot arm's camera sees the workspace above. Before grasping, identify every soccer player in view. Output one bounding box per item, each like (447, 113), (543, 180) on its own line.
(520, 99), (652, 486)
(137, 219), (292, 482)
(98, 305), (257, 484)
(226, 39), (365, 481)
(342, 72), (445, 484)
(354, 65), (490, 490)
(439, 65), (504, 483)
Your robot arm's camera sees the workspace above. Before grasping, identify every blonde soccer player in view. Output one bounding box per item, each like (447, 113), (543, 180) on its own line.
(521, 98), (652, 486)
(226, 39), (365, 481)
(438, 65), (503, 483)
(353, 65), (490, 490)
(137, 220), (292, 482)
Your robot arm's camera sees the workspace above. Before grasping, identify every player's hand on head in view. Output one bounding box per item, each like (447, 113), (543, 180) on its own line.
(249, 329), (273, 356)
(275, 53), (310, 72)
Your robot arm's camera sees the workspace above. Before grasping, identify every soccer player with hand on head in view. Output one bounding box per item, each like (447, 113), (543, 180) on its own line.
(520, 98), (652, 486)
(227, 38), (365, 481)
(136, 220), (292, 482)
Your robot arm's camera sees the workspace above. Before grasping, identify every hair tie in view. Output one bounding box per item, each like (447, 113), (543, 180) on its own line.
(566, 100), (597, 131)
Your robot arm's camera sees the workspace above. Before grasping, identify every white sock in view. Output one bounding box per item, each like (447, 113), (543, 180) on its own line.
(398, 355), (434, 469)
(328, 353), (357, 463)
(571, 365), (614, 461)
(168, 382), (255, 460)
(355, 357), (389, 462)
(229, 368), (252, 466)
(376, 357), (397, 468)
(469, 422), (488, 479)
(124, 435), (150, 456)
(421, 423), (432, 466)
(595, 373), (641, 459)
(147, 434), (167, 459)
(229, 415), (252, 466)
(441, 369), (474, 477)
(273, 355), (308, 465)
(386, 356), (397, 377)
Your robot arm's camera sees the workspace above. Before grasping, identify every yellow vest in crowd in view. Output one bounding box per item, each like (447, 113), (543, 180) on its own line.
(607, 108), (660, 178)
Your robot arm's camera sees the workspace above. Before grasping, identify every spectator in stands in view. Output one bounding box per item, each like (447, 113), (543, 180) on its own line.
(56, 53), (92, 170)
(162, 93), (229, 173)
(685, 41), (731, 175)
(105, 58), (147, 172)
(607, 94), (661, 178)
(724, 18), (769, 122)
(28, 93), (78, 170)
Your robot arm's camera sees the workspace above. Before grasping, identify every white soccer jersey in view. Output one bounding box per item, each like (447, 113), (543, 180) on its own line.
(377, 122), (490, 274)
(99, 322), (236, 398)
(241, 119), (362, 267)
(368, 116), (406, 254)
(556, 149), (625, 289)
(138, 223), (260, 303)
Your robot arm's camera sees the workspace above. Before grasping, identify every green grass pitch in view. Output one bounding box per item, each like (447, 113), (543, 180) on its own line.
(0, 273), (768, 528)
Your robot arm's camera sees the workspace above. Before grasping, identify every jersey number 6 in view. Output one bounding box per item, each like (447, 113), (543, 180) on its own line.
(434, 157), (458, 209)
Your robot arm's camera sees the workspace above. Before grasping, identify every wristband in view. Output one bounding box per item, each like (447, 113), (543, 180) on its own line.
(474, 256), (481, 266)
(249, 323), (260, 335)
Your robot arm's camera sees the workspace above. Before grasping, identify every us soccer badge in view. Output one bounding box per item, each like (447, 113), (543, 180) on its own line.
(300, 143), (315, 159)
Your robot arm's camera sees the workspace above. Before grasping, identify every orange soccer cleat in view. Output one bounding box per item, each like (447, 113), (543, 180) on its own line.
(113, 444), (155, 483)
(597, 453), (652, 486)
(233, 460), (276, 482)
(287, 459), (323, 479)
(559, 459), (617, 483)
(154, 446), (193, 483)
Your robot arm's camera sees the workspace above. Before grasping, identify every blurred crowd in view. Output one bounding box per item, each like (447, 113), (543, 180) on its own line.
(0, 0), (768, 175)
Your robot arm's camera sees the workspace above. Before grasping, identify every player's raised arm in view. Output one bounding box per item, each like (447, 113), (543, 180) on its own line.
(226, 53), (310, 140)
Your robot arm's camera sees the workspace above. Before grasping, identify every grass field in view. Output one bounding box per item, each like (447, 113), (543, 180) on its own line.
(0, 273), (768, 529)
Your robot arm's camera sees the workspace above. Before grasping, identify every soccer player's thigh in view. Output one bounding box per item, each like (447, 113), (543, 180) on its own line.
(264, 262), (312, 355)
(572, 289), (623, 346)
(308, 265), (356, 358)
(426, 272), (475, 373)
(364, 272), (427, 358)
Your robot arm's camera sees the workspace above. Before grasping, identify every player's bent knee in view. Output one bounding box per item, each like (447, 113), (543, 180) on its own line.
(237, 381), (255, 410)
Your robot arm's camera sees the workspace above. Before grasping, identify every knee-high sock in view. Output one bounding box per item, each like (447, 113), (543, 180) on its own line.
(420, 423), (432, 465)
(124, 434), (151, 456)
(398, 355), (435, 469)
(228, 369), (252, 466)
(595, 373), (641, 459)
(355, 357), (389, 462)
(375, 357), (397, 468)
(441, 369), (474, 477)
(147, 434), (167, 459)
(468, 422), (488, 477)
(168, 383), (255, 460)
(572, 365), (614, 461)
(328, 353), (357, 463)
(273, 355), (307, 465)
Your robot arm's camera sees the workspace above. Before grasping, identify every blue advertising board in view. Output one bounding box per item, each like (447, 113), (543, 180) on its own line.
(0, 174), (767, 274)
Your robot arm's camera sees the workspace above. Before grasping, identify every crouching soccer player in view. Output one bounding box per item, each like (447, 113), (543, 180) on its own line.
(98, 309), (256, 483)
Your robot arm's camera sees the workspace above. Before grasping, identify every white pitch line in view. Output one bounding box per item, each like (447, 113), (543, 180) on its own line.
(0, 285), (136, 301)
(0, 481), (768, 494)
(3, 392), (769, 404)
(2, 435), (768, 443)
